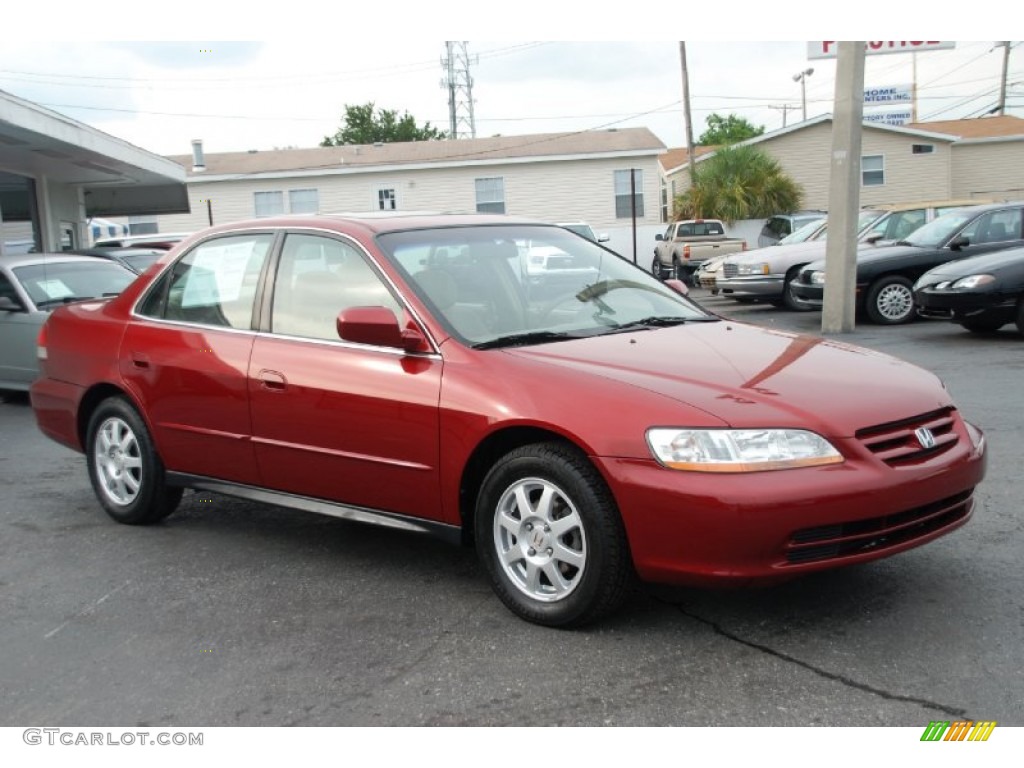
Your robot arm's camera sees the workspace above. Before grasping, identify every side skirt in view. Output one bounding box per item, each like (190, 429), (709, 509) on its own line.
(165, 472), (462, 546)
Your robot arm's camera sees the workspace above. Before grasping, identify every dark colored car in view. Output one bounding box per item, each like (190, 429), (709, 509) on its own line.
(791, 203), (1024, 324)
(70, 247), (166, 275)
(914, 245), (1024, 334)
(30, 214), (986, 627)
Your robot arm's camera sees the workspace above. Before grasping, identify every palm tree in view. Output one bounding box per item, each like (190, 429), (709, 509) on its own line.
(675, 145), (802, 223)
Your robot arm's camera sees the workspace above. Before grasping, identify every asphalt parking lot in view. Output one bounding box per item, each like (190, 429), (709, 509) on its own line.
(1, 289), (1022, 727)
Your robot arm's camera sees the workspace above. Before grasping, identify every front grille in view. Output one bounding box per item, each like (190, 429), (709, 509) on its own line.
(856, 407), (959, 466)
(723, 263), (738, 278)
(785, 490), (972, 565)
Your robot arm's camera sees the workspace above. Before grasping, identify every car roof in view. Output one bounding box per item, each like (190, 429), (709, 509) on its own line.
(189, 212), (543, 240)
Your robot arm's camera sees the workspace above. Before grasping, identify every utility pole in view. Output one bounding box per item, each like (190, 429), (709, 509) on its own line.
(821, 42), (866, 335)
(997, 41), (1011, 116)
(911, 52), (918, 122)
(441, 42), (477, 139)
(769, 104), (794, 128)
(679, 42), (697, 190)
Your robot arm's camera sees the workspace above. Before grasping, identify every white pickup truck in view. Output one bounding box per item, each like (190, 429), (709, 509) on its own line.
(652, 219), (747, 282)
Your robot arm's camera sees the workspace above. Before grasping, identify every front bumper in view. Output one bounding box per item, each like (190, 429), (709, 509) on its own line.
(914, 288), (1014, 319)
(717, 275), (785, 298)
(790, 281), (824, 307)
(595, 417), (986, 586)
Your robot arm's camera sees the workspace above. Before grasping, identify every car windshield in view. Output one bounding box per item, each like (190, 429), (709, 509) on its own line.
(807, 210), (884, 244)
(378, 224), (716, 348)
(13, 260), (135, 309)
(901, 211), (975, 247)
(778, 217), (826, 244)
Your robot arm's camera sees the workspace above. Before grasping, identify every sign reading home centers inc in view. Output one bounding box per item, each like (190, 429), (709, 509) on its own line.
(808, 41), (956, 60)
(864, 84), (912, 105)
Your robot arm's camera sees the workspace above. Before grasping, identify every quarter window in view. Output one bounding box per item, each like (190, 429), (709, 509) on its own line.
(254, 191), (284, 217)
(614, 169), (645, 218)
(144, 234), (272, 329)
(271, 234), (401, 342)
(862, 155), (885, 186)
(475, 177), (505, 214)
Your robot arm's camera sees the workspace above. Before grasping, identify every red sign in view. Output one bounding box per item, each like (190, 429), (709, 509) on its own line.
(808, 41), (956, 60)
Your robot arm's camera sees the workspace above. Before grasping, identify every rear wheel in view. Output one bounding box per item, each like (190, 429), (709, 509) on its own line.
(865, 275), (915, 325)
(474, 442), (632, 627)
(86, 397), (182, 525)
(1016, 300), (1024, 337)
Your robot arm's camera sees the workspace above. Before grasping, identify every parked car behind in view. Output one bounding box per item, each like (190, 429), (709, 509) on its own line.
(0, 253), (137, 391)
(758, 210), (827, 247)
(653, 218), (747, 282)
(718, 209), (887, 309)
(792, 202), (1024, 324)
(93, 232), (191, 250)
(31, 213), (987, 627)
(914, 245), (1024, 334)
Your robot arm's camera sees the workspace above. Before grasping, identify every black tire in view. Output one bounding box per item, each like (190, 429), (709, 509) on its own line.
(865, 275), (915, 325)
(959, 316), (1005, 334)
(1016, 300), (1024, 337)
(651, 256), (664, 280)
(86, 396), (183, 525)
(474, 442), (632, 628)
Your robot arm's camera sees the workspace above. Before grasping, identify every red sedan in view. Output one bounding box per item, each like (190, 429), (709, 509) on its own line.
(30, 214), (987, 627)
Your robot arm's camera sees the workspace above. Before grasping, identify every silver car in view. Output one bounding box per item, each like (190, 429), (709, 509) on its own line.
(0, 254), (136, 391)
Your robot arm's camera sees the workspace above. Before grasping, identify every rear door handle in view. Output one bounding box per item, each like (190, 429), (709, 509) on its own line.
(131, 353), (150, 369)
(257, 369), (287, 391)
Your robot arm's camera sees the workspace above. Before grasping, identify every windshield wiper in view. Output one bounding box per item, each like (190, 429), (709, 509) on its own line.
(603, 316), (702, 334)
(34, 296), (90, 309)
(473, 330), (580, 350)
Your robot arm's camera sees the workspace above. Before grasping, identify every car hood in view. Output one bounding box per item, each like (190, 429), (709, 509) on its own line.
(917, 246), (1024, 282)
(506, 321), (950, 438)
(727, 241), (825, 265)
(801, 244), (928, 273)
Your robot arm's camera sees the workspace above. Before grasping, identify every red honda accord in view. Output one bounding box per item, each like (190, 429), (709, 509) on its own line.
(30, 214), (987, 627)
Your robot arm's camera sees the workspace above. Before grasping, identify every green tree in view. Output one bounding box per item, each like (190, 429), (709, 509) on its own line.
(321, 102), (447, 146)
(697, 113), (764, 145)
(674, 145), (802, 223)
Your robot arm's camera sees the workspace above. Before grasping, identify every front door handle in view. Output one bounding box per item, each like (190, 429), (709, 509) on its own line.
(131, 352), (150, 369)
(257, 369), (287, 392)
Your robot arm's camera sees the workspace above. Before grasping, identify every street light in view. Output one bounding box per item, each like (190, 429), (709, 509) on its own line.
(793, 67), (814, 122)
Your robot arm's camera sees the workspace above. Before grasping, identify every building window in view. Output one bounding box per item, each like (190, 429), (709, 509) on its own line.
(254, 191), (284, 217)
(127, 216), (159, 235)
(378, 188), (397, 211)
(660, 180), (669, 223)
(861, 155), (885, 187)
(289, 189), (319, 214)
(614, 169), (645, 218)
(912, 144), (935, 155)
(475, 177), (505, 214)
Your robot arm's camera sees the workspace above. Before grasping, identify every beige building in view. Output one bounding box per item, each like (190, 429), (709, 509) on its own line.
(661, 115), (1024, 219)
(145, 128), (666, 259)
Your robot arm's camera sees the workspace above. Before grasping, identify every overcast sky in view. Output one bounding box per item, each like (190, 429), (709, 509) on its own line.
(1, 7), (1018, 158)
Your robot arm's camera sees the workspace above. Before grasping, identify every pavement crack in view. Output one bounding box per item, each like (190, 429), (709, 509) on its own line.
(665, 599), (970, 719)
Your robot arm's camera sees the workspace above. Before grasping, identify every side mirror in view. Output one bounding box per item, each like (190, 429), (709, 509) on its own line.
(597, 233), (610, 243)
(336, 306), (429, 353)
(864, 233), (883, 245)
(0, 295), (25, 312)
(664, 278), (690, 297)
(655, 234), (664, 242)
(949, 235), (970, 250)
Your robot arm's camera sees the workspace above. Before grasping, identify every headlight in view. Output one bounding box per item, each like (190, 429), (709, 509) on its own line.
(646, 428), (844, 473)
(951, 274), (995, 290)
(810, 271), (826, 285)
(737, 263), (770, 276)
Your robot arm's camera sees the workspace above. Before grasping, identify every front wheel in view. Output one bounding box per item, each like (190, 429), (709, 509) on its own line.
(86, 397), (183, 525)
(865, 275), (915, 325)
(651, 256), (664, 280)
(475, 443), (632, 627)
